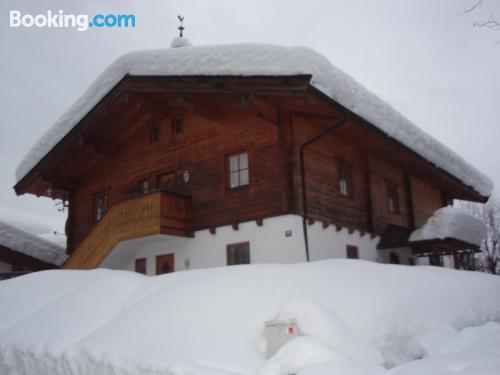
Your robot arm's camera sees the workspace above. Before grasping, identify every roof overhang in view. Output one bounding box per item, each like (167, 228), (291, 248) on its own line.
(307, 85), (489, 203)
(14, 74), (313, 197)
(14, 74), (490, 203)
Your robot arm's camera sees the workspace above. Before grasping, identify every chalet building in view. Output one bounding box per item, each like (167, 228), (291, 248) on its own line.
(0, 221), (66, 280)
(13, 37), (492, 275)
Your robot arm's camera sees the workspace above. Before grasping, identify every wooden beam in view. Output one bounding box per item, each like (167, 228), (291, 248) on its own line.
(126, 75), (313, 96)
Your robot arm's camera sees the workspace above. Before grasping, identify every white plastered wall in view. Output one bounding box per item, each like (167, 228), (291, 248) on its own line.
(100, 214), (383, 275)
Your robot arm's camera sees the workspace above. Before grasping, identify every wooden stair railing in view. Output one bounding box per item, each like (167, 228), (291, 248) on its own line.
(63, 191), (192, 269)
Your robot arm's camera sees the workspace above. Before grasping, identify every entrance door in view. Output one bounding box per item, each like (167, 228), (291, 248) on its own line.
(156, 253), (175, 275)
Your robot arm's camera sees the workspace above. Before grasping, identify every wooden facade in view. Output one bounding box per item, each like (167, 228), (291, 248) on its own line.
(13, 75), (488, 268)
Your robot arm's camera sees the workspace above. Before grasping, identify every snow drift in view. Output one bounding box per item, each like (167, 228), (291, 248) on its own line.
(14, 43), (493, 197)
(1, 260), (500, 375)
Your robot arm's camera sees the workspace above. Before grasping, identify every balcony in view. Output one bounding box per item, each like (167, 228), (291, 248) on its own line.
(63, 191), (192, 270)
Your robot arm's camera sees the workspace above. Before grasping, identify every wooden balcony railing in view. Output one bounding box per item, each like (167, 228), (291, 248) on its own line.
(63, 191), (192, 270)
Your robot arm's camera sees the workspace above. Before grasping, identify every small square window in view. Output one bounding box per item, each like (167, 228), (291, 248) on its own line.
(172, 117), (183, 135)
(135, 258), (147, 274)
(346, 245), (359, 259)
(227, 242), (250, 265)
(228, 152), (250, 189)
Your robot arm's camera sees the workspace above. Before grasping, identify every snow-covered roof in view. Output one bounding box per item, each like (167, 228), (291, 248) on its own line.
(0, 221), (67, 266)
(15, 42), (493, 197)
(409, 206), (486, 247)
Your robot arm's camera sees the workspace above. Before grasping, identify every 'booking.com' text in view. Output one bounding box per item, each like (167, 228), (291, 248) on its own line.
(9, 10), (136, 31)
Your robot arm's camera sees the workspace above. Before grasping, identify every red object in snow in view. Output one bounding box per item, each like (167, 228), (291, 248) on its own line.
(287, 326), (294, 335)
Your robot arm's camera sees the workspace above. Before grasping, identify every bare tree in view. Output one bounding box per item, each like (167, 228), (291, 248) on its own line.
(463, 0), (500, 45)
(481, 200), (500, 273)
(457, 198), (500, 274)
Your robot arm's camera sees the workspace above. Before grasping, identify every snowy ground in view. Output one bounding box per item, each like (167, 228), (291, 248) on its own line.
(0, 260), (499, 375)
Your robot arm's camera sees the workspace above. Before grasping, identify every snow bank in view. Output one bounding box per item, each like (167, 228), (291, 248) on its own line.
(409, 206), (486, 246)
(0, 221), (67, 266)
(258, 336), (338, 375)
(387, 322), (500, 375)
(1, 260), (500, 375)
(15, 44), (493, 197)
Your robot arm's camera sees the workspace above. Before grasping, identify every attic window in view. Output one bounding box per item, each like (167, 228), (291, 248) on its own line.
(150, 125), (160, 142)
(228, 152), (249, 189)
(337, 158), (352, 197)
(172, 117), (183, 135)
(387, 182), (400, 213)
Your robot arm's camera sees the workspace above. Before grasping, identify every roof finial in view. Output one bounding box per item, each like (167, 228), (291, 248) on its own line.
(177, 15), (185, 37)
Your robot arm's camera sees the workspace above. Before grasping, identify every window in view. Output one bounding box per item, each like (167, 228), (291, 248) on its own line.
(387, 182), (400, 213)
(94, 192), (108, 221)
(389, 252), (400, 264)
(429, 253), (443, 267)
(346, 245), (359, 259)
(337, 159), (352, 197)
(172, 117), (183, 135)
(135, 258), (147, 274)
(139, 179), (150, 195)
(150, 125), (160, 142)
(227, 242), (250, 265)
(228, 152), (249, 189)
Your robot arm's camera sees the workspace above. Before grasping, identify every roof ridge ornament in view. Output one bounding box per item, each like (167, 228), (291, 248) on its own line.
(178, 15), (184, 37)
(170, 15), (192, 48)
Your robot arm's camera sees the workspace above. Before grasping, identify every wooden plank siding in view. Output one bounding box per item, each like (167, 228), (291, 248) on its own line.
(292, 115), (370, 232)
(289, 114), (443, 236)
(68, 97), (291, 253)
(13, 76), (468, 258)
(409, 176), (444, 228)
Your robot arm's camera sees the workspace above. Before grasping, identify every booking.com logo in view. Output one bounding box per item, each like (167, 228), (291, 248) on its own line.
(9, 10), (136, 31)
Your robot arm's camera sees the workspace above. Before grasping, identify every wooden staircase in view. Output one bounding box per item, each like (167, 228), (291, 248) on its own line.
(64, 191), (192, 269)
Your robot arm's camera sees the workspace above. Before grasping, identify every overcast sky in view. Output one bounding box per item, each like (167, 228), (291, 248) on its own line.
(1, 0), (499, 236)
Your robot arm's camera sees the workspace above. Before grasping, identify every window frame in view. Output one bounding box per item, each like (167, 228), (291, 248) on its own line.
(93, 190), (109, 222)
(346, 245), (359, 259)
(226, 151), (250, 191)
(171, 116), (183, 135)
(337, 158), (353, 198)
(226, 241), (251, 266)
(386, 181), (401, 214)
(138, 178), (151, 195)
